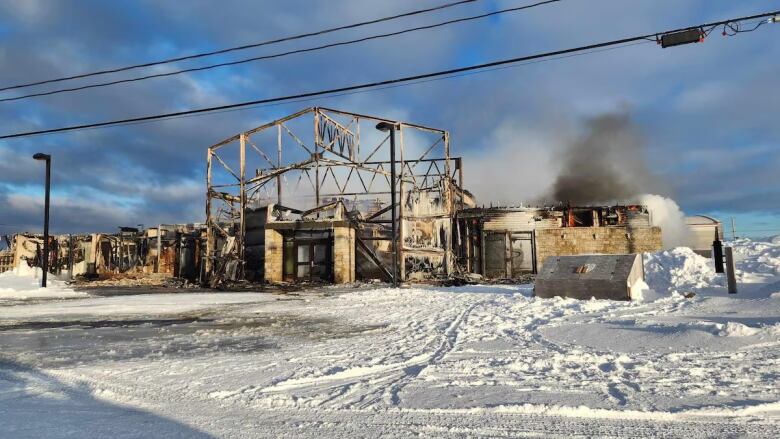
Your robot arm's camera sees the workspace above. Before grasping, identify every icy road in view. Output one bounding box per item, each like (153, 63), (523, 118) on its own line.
(1, 241), (779, 438)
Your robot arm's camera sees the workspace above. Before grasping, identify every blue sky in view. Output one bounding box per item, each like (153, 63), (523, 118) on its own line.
(0, 0), (779, 238)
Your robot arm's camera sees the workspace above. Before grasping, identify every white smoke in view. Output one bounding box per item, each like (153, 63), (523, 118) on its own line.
(640, 194), (689, 249)
(463, 122), (567, 206)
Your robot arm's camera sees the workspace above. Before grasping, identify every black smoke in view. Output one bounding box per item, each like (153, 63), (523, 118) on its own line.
(550, 111), (662, 204)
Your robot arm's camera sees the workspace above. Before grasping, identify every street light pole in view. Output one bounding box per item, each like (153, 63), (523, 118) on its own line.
(33, 153), (51, 288)
(376, 122), (398, 288)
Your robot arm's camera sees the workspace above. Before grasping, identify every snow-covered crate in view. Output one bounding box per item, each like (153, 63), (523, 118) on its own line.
(534, 254), (644, 301)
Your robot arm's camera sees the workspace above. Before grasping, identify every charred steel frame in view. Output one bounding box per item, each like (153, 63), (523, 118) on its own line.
(205, 107), (463, 282)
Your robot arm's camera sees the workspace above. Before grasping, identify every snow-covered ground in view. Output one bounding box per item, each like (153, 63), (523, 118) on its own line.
(1, 239), (779, 438)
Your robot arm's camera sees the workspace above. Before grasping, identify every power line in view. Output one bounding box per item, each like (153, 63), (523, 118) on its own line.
(70, 40), (653, 133)
(1, 9), (777, 140)
(0, 0), (562, 103)
(0, 0), (479, 93)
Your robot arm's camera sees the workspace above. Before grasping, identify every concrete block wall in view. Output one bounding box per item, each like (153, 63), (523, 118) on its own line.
(264, 228), (284, 282)
(333, 226), (355, 283)
(535, 226), (662, 267)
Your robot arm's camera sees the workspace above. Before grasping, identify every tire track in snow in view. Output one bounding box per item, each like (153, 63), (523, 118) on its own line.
(384, 299), (485, 406)
(256, 297), (486, 409)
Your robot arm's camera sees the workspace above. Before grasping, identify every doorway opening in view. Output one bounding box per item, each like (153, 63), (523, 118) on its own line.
(283, 230), (333, 282)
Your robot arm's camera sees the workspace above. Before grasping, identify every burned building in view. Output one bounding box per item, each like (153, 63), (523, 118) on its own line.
(2, 107), (670, 288)
(1, 233), (105, 277)
(202, 107), (670, 286)
(205, 107), (469, 286)
(455, 205), (662, 279)
(0, 224), (206, 282)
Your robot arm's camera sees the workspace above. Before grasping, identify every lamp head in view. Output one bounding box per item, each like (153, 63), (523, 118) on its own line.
(375, 122), (396, 132)
(32, 153), (50, 161)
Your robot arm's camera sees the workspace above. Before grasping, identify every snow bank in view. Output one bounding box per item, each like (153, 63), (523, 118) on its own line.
(641, 237), (780, 300)
(643, 247), (720, 296)
(732, 238), (780, 277)
(0, 265), (86, 300)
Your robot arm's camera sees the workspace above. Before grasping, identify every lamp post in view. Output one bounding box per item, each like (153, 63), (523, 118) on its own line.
(375, 122), (398, 288)
(33, 153), (51, 288)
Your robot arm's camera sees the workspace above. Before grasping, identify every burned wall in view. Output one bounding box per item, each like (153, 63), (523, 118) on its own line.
(263, 228), (284, 283)
(333, 226), (355, 283)
(8, 234), (92, 276)
(401, 186), (452, 280)
(535, 226), (662, 267)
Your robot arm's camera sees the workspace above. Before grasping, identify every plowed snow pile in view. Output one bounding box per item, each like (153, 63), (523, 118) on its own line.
(644, 247), (720, 296)
(733, 238), (780, 277)
(0, 264), (87, 300)
(643, 237), (780, 299)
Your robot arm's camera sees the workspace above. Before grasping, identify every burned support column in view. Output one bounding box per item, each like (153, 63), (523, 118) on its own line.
(314, 110), (321, 207)
(397, 126), (406, 282)
(457, 157), (464, 211)
(444, 131), (452, 275)
(156, 225), (162, 273)
(239, 133), (247, 278)
(277, 123), (283, 205)
(118, 229), (124, 272)
(68, 234), (74, 280)
(205, 149), (214, 277)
